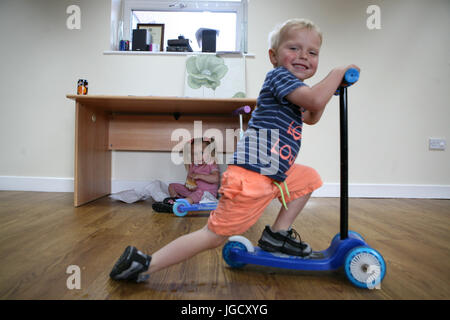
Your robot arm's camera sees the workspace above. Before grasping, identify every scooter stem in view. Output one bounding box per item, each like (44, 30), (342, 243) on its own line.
(339, 86), (349, 240)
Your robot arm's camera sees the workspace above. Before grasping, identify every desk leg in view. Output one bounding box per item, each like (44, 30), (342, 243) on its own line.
(74, 102), (111, 207)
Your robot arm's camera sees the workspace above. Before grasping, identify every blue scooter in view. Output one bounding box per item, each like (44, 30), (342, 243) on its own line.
(222, 69), (387, 289)
(173, 198), (218, 217)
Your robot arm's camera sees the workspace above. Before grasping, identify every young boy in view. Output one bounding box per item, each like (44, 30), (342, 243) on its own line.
(110, 18), (360, 282)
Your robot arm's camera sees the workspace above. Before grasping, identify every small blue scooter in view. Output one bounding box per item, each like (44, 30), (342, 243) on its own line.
(173, 199), (218, 217)
(222, 69), (387, 289)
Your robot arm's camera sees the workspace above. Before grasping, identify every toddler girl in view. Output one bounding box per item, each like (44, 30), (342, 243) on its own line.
(152, 137), (219, 212)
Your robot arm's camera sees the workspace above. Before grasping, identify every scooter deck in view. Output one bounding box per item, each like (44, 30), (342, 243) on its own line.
(226, 232), (367, 271)
(173, 199), (218, 216)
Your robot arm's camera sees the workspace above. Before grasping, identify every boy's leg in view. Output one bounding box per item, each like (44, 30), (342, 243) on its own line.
(272, 164), (322, 231)
(149, 225), (227, 274)
(258, 164), (322, 257)
(258, 193), (313, 257)
(271, 192), (311, 232)
(110, 225), (228, 281)
(109, 246), (152, 282)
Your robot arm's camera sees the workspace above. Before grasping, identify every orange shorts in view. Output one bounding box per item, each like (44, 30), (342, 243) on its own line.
(207, 164), (323, 236)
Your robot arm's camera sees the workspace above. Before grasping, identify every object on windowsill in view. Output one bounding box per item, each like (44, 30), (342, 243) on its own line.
(119, 40), (130, 51)
(195, 28), (219, 53)
(167, 35), (193, 52)
(137, 23), (165, 51)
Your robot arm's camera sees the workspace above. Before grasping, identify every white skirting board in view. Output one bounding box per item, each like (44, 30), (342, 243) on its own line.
(0, 176), (449, 199)
(0, 176), (75, 192)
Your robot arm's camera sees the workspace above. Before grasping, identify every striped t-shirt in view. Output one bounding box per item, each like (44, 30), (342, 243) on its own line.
(232, 66), (306, 181)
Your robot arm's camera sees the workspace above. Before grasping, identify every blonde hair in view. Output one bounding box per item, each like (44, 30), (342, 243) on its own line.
(182, 137), (217, 169)
(269, 18), (323, 51)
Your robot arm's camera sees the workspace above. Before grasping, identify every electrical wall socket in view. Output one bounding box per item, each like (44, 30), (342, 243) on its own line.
(429, 138), (446, 150)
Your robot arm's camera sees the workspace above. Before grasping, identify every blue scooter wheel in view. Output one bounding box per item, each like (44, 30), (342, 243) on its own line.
(222, 241), (247, 268)
(173, 201), (188, 217)
(344, 246), (386, 289)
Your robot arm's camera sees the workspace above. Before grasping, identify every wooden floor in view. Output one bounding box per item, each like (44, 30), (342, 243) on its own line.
(0, 191), (449, 300)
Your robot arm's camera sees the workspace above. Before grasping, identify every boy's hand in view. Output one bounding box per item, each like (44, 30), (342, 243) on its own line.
(337, 64), (360, 86)
(288, 64), (361, 125)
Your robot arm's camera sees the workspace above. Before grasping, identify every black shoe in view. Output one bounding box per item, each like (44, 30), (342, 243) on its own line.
(258, 225), (312, 257)
(152, 201), (173, 213)
(109, 246), (151, 283)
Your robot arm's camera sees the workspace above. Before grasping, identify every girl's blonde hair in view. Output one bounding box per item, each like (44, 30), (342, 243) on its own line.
(269, 18), (323, 51)
(182, 137), (217, 170)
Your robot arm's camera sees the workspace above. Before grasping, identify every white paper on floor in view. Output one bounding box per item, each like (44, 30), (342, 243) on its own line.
(109, 180), (169, 204)
(109, 180), (219, 204)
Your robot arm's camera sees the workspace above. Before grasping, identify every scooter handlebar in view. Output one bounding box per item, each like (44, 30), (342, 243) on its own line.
(232, 105), (252, 116)
(334, 68), (359, 95)
(343, 68), (359, 85)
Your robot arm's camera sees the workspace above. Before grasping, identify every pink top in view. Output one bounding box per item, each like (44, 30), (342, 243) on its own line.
(189, 163), (219, 196)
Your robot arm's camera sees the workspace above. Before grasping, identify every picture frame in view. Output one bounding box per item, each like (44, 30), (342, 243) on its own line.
(137, 23), (165, 51)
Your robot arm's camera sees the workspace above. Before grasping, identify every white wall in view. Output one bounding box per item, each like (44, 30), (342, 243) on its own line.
(0, 0), (449, 197)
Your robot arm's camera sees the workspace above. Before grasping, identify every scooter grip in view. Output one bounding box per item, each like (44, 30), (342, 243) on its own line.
(334, 68), (359, 95)
(343, 68), (359, 85)
(232, 105), (252, 116)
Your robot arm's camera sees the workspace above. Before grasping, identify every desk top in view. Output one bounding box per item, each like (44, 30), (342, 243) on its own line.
(67, 95), (257, 114)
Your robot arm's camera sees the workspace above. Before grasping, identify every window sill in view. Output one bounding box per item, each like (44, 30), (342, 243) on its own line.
(103, 50), (255, 57)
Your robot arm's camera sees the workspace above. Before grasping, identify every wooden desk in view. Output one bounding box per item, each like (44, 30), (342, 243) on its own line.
(66, 95), (256, 207)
